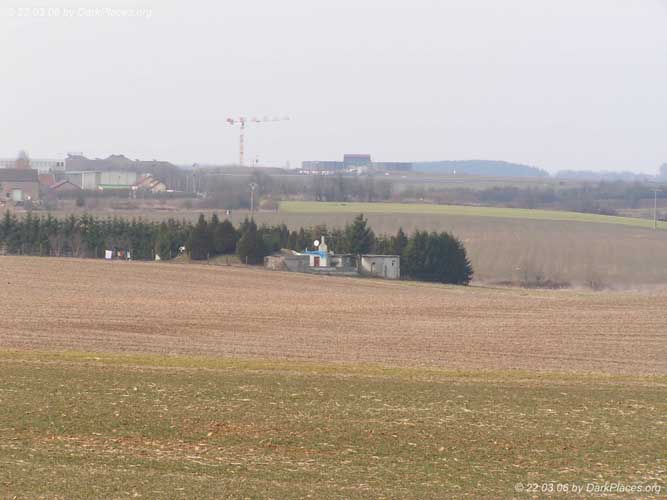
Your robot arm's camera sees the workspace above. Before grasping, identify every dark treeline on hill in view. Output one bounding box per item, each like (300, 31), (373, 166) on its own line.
(413, 160), (549, 178)
(0, 212), (473, 285)
(418, 181), (666, 214)
(171, 169), (665, 216)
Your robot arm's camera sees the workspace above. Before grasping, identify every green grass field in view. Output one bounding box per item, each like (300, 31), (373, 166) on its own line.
(0, 351), (665, 499)
(280, 201), (667, 230)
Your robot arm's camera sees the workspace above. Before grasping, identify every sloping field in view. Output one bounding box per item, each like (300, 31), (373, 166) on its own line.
(274, 201), (667, 287)
(1, 257), (665, 375)
(0, 352), (665, 499)
(36, 204), (667, 286)
(1, 257), (666, 498)
(280, 201), (667, 229)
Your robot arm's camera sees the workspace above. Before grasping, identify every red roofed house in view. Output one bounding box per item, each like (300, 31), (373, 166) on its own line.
(38, 173), (56, 188)
(50, 180), (81, 193)
(133, 174), (167, 193)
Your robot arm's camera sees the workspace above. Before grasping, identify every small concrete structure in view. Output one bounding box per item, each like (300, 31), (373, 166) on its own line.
(359, 255), (401, 280)
(265, 253), (310, 272)
(303, 250), (329, 268)
(265, 236), (400, 280)
(302, 236), (331, 267)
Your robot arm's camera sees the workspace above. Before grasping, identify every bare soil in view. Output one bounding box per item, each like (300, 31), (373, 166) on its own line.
(1, 256), (665, 375)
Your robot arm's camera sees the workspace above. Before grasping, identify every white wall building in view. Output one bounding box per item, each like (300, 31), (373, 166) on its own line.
(65, 170), (138, 190)
(0, 158), (65, 173)
(359, 255), (401, 280)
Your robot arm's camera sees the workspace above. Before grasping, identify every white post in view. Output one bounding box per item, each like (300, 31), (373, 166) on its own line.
(249, 182), (257, 216)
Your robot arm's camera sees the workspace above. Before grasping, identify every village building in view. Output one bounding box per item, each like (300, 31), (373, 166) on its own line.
(0, 169), (40, 203)
(64, 170), (138, 191)
(38, 173), (56, 189)
(133, 174), (167, 193)
(50, 179), (81, 193)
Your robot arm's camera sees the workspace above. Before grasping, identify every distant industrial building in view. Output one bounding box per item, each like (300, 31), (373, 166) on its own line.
(64, 170), (139, 191)
(301, 154), (413, 174)
(343, 154), (372, 167)
(0, 157), (65, 174)
(62, 154), (172, 191)
(2, 152), (172, 196)
(1, 152), (175, 177)
(64, 153), (176, 174)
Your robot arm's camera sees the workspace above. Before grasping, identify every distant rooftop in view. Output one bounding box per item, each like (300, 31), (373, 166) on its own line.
(0, 168), (39, 182)
(302, 154), (413, 172)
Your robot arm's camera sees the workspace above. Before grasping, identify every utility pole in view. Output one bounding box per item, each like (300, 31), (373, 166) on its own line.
(249, 182), (257, 217)
(654, 189), (659, 230)
(191, 163), (199, 195)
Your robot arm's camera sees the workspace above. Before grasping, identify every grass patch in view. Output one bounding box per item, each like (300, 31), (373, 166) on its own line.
(0, 351), (665, 499)
(279, 201), (667, 230)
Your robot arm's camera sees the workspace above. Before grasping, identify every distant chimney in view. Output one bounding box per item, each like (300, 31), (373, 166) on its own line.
(15, 150), (30, 170)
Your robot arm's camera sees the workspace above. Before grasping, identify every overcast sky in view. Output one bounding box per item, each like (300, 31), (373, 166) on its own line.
(2, 0), (666, 172)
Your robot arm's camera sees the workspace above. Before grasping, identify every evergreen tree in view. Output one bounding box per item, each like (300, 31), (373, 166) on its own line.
(258, 224), (282, 253)
(374, 235), (392, 255)
(392, 227), (408, 256)
(209, 213), (221, 255)
(155, 222), (173, 259)
(345, 214), (375, 255)
(80, 214), (104, 258)
(279, 224), (290, 248)
(328, 227), (347, 253)
(189, 214), (210, 260)
(402, 230), (473, 285)
(287, 230), (298, 250)
(216, 219), (237, 254)
(296, 227), (308, 251)
(237, 218), (267, 265)
(2, 212), (21, 254)
(402, 230), (428, 279)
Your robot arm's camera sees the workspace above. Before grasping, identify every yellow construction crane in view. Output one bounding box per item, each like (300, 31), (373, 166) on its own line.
(226, 116), (289, 166)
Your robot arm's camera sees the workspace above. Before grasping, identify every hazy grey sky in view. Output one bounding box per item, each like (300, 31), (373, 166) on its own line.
(2, 0), (666, 172)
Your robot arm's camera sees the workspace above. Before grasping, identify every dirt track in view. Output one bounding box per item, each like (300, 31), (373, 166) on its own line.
(1, 256), (665, 375)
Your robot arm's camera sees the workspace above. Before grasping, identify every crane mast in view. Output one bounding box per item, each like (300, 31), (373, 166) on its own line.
(226, 116), (289, 166)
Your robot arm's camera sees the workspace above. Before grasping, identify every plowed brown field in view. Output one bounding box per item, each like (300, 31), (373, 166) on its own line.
(1, 256), (665, 375)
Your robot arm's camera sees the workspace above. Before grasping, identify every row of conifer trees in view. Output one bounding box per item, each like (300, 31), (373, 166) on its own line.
(0, 212), (473, 284)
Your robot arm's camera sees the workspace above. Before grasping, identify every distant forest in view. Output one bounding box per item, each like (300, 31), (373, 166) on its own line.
(413, 160), (548, 178)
